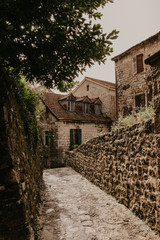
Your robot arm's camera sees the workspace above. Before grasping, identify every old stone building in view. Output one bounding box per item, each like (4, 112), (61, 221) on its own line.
(145, 50), (160, 133)
(40, 91), (111, 168)
(72, 76), (116, 120)
(112, 31), (160, 117)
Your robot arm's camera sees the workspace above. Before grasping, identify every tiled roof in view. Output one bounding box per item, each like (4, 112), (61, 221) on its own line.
(42, 92), (111, 123)
(85, 76), (115, 88)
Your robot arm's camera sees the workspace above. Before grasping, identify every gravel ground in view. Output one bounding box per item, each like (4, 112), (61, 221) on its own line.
(40, 167), (160, 240)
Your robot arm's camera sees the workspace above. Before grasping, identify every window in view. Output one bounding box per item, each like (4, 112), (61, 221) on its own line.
(87, 85), (89, 91)
(83, 103), (90, 113)
(44, 130), (53, 146)
(67, 101), (75, 112)
(135, 93), (145, 108)
(70, 129), (82, 146)
(44, 131), (50, 146)
(94, 104), (101, 115)
(133, 54), (144, 74)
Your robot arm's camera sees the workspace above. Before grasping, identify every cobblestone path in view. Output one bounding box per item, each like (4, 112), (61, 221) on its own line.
(40, 167), (160, 240)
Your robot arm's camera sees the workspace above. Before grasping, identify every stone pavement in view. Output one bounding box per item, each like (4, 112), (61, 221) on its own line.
(40, 167), (160, 240)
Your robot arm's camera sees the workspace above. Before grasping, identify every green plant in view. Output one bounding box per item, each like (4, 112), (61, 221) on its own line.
(15, 78), (43, 149)
(112, 102), (155, 131)
(136, 102), (155, 122)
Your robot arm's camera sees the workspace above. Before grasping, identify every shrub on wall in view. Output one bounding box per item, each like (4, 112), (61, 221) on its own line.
(16, 79), (43, 148)
(112, 103), (155, 131)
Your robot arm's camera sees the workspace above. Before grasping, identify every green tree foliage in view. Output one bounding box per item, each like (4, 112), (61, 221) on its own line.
(0, 0), (118, 91)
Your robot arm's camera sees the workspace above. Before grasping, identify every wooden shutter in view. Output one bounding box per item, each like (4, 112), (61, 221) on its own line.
(136, 54), (144, 73)
(70, 129), (74, 146)
(77, 129), (82, 145)
(133, 56), (137, 74)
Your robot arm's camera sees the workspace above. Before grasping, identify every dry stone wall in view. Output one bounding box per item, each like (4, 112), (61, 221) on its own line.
(66, 119), (160, 234)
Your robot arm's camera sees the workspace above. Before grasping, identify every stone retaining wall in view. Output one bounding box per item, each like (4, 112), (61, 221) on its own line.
(0, 77), (43, 240)
(66, 120), (160, 234)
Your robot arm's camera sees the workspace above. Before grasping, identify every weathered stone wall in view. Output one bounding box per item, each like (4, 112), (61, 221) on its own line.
(58, 121), (109, 157)
(40, 110), (60, 168)
(0, 77), (43, 239)
(66, 120), (160, 234)
(40, 106), (109, 168)
(113, 32), (160, 117)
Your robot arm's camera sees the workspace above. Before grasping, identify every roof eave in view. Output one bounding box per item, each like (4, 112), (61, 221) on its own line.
(112, 31), (160, 62)
(145, 50), (160, 66)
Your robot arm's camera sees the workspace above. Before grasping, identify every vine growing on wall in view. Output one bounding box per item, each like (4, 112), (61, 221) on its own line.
(11, 75), (43, 149)
(18, 80), (43, 148)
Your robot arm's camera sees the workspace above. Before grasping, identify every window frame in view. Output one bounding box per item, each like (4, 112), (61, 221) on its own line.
(70, 129), (82, 147)
(133, 54), (144, 74)
(135, 93), (146, 108)
(67, 100), (75, 112)
(94, 104), (101, 115)
(83, 102), (90, 114)
(44, 130), (53, 146)
(44, 131), (50, 146)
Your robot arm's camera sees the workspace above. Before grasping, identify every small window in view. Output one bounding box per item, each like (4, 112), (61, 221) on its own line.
(67, 101), (75, 112)
(135, 93), (145, 108)
(83, 103), (90, 113)
(94, 104), (101, 115)
(87, 85), (89, 91)
(70, 129), (82, 146)
(44, 131), (50, 146)
(133, 54), (144, 74)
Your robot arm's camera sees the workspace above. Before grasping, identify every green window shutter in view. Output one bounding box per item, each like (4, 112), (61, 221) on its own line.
(77, 129), (82, 145)
(70, 129), (74, 146)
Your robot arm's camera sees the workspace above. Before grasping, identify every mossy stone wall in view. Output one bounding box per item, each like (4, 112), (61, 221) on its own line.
(0, 77), (43, 240)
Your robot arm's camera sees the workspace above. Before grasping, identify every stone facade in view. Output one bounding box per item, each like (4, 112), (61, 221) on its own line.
(66, 120), (160, 234)
(40, 110), (109, 168)
(112, 31), (160, 117)
(0, 78), (43, 239)
(40, 92), (110, 168)
(145, 50), (160, 134)
(72, 76), (116, 120)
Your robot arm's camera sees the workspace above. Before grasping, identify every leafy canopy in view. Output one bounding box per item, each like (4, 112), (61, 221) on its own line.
(0, 0), (118, 91)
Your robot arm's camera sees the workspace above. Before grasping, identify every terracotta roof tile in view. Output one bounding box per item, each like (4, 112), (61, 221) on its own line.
(42, 92), (111, 123)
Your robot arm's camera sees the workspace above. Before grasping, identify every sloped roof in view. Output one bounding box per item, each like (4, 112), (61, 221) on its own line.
(42, 92), (111, 123)
(112, 31), (160, 61)
(72, 76), (115, 94)
(85, 76), (115, 88)
(91, 97), (102, 104)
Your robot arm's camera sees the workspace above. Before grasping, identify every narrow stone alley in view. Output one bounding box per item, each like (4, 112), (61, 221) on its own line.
(40, 167), (160, 240)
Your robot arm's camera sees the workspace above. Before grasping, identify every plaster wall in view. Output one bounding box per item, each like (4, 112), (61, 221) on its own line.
(73, 79), (116, 120)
